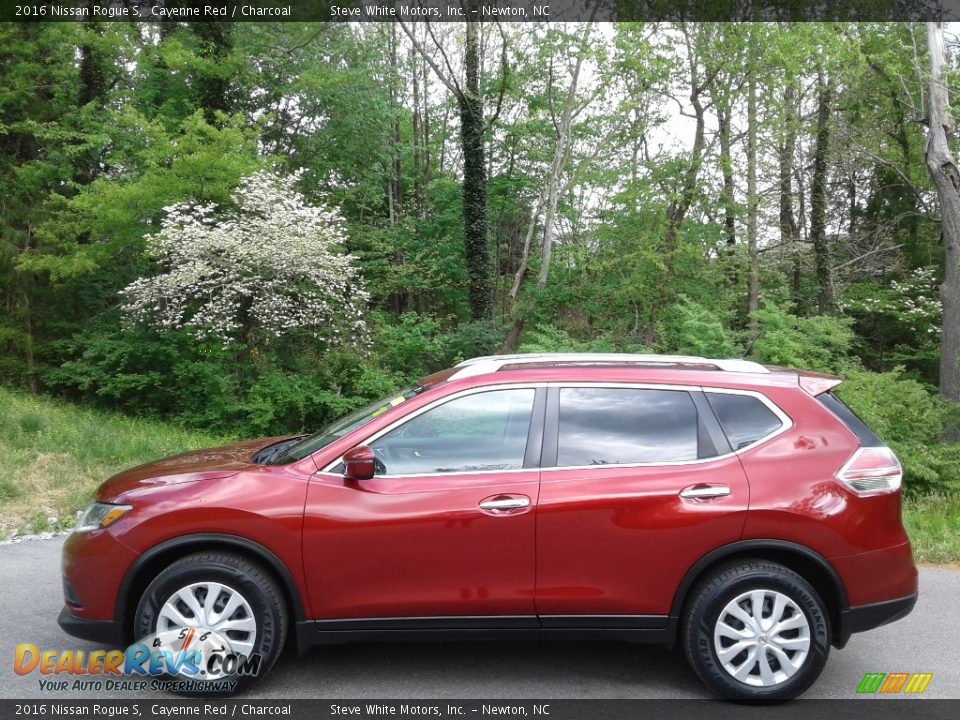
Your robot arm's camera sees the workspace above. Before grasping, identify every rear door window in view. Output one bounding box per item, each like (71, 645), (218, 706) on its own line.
(556, 387), (700, 466)
(704, 392), (784, 450)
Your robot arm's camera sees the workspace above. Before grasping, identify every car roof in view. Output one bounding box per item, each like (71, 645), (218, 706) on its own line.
(417, 353), (812, 391)
(451, 353), (769, 377)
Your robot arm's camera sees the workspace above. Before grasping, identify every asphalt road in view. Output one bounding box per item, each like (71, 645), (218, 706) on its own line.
(0, 537), (957, 700)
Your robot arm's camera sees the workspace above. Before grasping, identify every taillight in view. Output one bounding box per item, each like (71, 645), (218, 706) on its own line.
(835, 446), (903, 495)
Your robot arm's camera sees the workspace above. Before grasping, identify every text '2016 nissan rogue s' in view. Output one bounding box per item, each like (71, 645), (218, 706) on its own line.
(59, 353), (917, 700)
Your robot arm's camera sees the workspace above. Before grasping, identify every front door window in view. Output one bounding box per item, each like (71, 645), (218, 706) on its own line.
(369, 388), (536, 475)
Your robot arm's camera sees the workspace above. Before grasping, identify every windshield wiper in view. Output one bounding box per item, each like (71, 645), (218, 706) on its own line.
(252, 436), (306, 465)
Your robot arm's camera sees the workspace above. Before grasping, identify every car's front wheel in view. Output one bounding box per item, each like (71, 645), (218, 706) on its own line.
(134, 551), (287, 693)
(682, 560), (830, 701)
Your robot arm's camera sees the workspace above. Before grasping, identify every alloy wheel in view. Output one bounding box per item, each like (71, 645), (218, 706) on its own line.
(156, 581), (258, 658)
(712, 589), (811, 687)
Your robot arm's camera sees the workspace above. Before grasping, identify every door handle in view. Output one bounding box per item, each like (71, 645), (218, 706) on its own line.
(479, 495), (531, 513)
(679, 484), (731, 500)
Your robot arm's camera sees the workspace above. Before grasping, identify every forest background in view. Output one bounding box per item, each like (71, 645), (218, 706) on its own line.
(1, 19), (958, 559)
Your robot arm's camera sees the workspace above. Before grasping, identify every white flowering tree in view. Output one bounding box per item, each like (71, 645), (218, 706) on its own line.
(120, 170), (369, 349)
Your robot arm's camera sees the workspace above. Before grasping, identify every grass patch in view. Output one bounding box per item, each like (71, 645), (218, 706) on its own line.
(0, 388), (226, 536)
(903, 494), (960, 564)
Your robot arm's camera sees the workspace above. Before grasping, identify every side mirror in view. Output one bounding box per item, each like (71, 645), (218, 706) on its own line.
(343, 445), (376, 481)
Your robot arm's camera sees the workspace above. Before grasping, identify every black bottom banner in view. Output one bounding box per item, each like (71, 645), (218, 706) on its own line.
(0, 700), (957, 720)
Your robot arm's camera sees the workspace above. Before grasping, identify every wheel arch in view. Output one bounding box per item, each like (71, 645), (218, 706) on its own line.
(670, 539), (849, 647)
(116, 533), (305, 645)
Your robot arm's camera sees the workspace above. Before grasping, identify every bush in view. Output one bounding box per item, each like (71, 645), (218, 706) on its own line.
(748, 302), (855, 373)
(656, 297), (736, 357)
(45, 325), (405, 438)
(371, 312), (451, 382)
(518, 323), (618, 353)
(45, 328), (249, 429)
(836, 368), (960, 495)
(440, 321), (502, 365)
(370, 313), (502, 383)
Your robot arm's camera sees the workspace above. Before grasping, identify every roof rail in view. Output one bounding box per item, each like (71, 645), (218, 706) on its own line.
(448, 353), (770, 380)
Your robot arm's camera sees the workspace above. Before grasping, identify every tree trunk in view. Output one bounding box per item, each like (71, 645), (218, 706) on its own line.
(537, 29), (589, 291)
(509, 194), (545, 306)
(190, 22), (234, 124)
(778, 83), (802, 301)
(77, 13), (109, 184)
(810, 69), (835, 315)
(537, 159), (562, 291)
(411, 47), (423, 218)
(665, 28), (708, 267)
(460, 16), (493, 321)
(664, 91), (705, 261)
(717, 100), (736, 250)
(399, 15), (496, 321)
(926, 22), (960, 400)
(389, 24), (402, 224)
(422, 56), (431, 207)
(746, 52), (759, 327)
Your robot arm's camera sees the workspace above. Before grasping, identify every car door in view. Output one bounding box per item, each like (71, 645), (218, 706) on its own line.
(302, 385), (545, 626)
(535, 384), (754, 626)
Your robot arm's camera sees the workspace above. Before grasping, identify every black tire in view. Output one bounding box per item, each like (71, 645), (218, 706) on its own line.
(134, 551), (287, 694)
(682, 560), (830, 701)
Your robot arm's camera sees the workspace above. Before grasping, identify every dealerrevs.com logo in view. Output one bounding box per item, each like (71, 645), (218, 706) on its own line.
(14, 627), (261, 693)
(856, 672), (933, 694)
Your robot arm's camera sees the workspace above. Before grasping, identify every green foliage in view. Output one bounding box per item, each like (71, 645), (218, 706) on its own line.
(903, 494), (960, 563)
(45, 328), (236, 420)
(837, 369), (960, 495)
(748, 303), (855, 373)
(842, 268), (941, 382)
(519, 324), (618, 353)
(372, 313), (450, 382)
(370, 312), (502, 382)
(237, 361), (399, 438)
(30, 511), (50, 535)
(45, 326), (406, 438)
(656, 297), (737, 357)
(441, 321), (503, 364)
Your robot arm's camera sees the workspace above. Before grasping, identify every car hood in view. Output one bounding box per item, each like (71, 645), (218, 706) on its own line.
(95, 436), (296, 502)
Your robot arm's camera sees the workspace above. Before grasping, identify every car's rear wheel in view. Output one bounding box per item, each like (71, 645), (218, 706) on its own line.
(134, 551), (287, 693)
(682, 560), (830, 701)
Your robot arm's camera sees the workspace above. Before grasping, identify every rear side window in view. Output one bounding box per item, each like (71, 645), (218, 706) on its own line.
(557, 387), (700, 466)
(817, 392), (882, 447)
(705, 392), (783, 450)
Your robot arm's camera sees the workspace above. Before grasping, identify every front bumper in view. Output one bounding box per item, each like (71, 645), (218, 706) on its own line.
(57, 607), (126, 646)
(59, 529), (139, 637)
(836, 592), (918, 648)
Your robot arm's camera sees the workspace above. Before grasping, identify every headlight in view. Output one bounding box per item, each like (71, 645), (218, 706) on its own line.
(75, 502), (132, 532)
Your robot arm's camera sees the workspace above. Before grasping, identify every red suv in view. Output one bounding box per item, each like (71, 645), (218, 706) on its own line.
(59, 353), (917, 700)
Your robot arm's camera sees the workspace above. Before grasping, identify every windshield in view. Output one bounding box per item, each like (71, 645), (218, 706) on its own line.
(267, 386), (423, 465)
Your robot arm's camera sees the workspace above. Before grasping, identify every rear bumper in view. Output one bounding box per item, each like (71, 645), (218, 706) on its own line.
(57, 607), (126, 647)
(836, 592), (917, 648)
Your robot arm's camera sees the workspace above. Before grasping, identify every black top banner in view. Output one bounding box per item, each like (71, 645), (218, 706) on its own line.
(2, 0), (959, 23)
(0, 700), (958, 720)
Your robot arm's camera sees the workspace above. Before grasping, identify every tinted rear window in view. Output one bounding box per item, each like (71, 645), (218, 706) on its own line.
(705, 392), (783, 450)
(557, 387), (700, 466)
(817, 392), (882, 447)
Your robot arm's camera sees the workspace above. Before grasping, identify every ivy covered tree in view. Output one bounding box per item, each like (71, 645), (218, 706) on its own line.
(120, 170), (369, 350)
